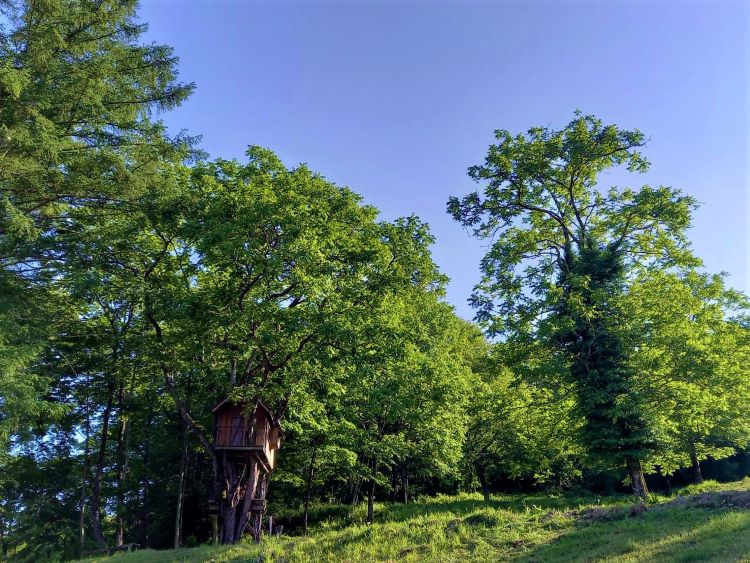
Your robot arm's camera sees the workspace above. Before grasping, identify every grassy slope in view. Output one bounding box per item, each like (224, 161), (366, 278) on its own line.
(84, 478), (750, 563)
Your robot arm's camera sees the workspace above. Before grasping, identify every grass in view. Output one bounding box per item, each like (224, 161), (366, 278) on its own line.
(81, 478), (750, 562)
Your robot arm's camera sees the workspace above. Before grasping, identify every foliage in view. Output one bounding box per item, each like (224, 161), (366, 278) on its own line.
(0, 0), (193, 248)
(0, 0), (193, 471)
(2, 0), (749, 556)
(448, 113), (706, 495)
(465, 348), (583, 492)
(622, 270), (750, 476)
(447, 112), (698, 335)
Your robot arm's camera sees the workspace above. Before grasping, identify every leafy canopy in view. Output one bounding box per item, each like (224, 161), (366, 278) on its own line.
(448, 112), (698, 336)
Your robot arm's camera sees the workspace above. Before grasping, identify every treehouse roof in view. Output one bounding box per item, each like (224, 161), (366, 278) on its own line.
(211, 398), (283, 432)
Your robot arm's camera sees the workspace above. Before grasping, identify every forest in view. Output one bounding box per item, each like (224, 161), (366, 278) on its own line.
(0, 1), (749, 561)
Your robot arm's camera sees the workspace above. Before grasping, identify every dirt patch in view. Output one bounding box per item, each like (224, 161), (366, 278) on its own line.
(660, 491), (750, 510)
(445, 518), (462, 533)
(540, 490), (750, 525)
(561, 505), (626, 522)
(464, 513), (502, 527)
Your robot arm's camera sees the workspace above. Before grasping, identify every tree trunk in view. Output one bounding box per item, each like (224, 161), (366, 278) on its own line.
(252, 474), (268, 542)
(476, 462), (491, 502)
(627, 458), (649, 499)
(236, 460), (262, 542)
(140, 411), (154, 548)
(230, 356), (237, 386)
(366, 457), (376, 524)
(219, 456), (238, 544)
(79, 409), (91, 554)
(303, 443), (318, 535)
(390, 465), (399, 502)
(174, 424), (190, 549)
(0, 517), (6, 556)
(347, 472), (361, 505)
(688, 439), (704, 484)
(90, 382), (115, 547)
(219, 456), (261, 544)
(401, 464), (409, 504)
(115, 384), (131, 547)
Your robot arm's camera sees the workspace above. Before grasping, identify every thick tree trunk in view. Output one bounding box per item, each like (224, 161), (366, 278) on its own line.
(688, 439), (704, 484)
(303, 443), (318, 535)
(174, 424), (190, 549)
(218, 454), (235, 544)
(627, 458), (649, 499)
(220, 499), (236, 544)
(235, 459), (261, 541)
(90, 382), (115, 547)
(219, 456), (262, 544)
(366, 457), (376, 524)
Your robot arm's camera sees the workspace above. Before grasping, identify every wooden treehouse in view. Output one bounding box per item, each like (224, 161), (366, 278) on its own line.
(212, 398), (283, 541)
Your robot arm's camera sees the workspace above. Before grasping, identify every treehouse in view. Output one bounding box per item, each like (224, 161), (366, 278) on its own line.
(212, 398), (284, 542)
(212, 398), (283, 473)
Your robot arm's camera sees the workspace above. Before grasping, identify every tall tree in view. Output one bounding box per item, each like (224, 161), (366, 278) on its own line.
(0, 0), (193, 463)
(140, 148), (447, 543)
(448, 113), (698, 496)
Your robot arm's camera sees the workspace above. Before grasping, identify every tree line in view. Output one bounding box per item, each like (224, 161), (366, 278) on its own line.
(0, 1), (748, 560)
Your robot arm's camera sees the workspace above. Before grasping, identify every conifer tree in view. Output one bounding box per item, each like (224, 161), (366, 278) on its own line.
(0, 0), (192, 457)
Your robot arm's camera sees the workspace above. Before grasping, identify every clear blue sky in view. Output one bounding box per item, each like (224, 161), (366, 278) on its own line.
(140, 0), (749, 320)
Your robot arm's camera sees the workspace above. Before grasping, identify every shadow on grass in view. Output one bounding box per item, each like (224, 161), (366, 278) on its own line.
(377, 492), (622, 524)
(516, 506), (750, 562)
(272, 491), (629, 536)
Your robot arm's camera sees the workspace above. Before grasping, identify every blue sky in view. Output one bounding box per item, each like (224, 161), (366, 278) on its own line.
(140, 0), (748, 320)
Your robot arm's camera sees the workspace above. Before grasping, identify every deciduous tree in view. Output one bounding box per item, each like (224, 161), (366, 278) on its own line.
(448, 113), (698, 496)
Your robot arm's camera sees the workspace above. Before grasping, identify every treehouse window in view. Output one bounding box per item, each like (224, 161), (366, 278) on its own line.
(229, 416), (244, 446)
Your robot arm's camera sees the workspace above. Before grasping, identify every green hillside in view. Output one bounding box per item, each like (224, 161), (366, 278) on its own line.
(81, 479), (750, 563)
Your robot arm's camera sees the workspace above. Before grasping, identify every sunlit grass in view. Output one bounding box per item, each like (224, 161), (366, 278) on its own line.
(82, 479), (750, 562)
